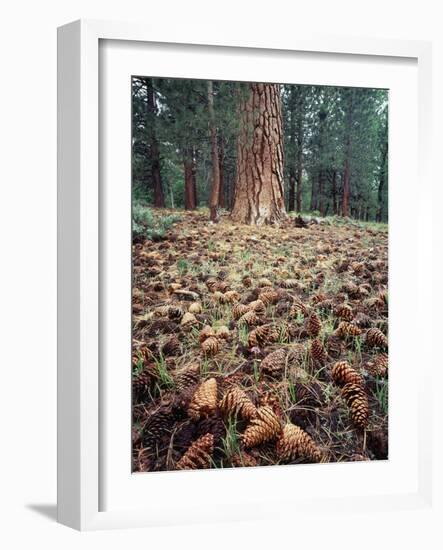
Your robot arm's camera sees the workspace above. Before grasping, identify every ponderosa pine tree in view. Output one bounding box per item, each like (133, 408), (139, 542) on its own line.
(145, 78), (165, 208)
(231, 83), (286, 225)
(207, 80), (221, 222)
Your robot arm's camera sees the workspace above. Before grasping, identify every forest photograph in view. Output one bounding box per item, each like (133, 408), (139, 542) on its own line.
(131, 77), (389, 473)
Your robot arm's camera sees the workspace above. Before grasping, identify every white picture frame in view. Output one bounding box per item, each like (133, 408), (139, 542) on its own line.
(57, 19), (433, 531)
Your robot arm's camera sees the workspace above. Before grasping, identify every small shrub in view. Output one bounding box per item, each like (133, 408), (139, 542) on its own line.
(132, 203), (180, 241)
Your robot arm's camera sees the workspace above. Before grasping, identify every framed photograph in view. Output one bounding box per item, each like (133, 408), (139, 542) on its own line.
(57, 19), (433, 530)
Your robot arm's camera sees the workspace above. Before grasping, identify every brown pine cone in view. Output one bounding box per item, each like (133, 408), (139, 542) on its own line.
(175, 433), (214, 470)
(201, 336), (220, 356)
(258, 290), (279, 306)
(238, 310), (261, 327)
(188, 302), (202, 314)
(366, 328), (388, 349)
(231, 451), (258, 468)
(220, 386), (257, 420)
(232, 303), (250, 320)
(205, 277), (219, 293)
(306, 311), (321, 337)
(143, 409), (173, 447)
(260, 348), (287, 376)
(248, 324), (278, 348)
(132, 369), (153, 394)
(326, 334), (343, 358)
(331, 361), (364, 387)
(188, 378), (218, 420)
(199, 325), (216, 343)
(180, 312), (198, 327)
(223, 290), (240, 304)
(242, 275), (253, 288)
(276, 423), (323, 463)
(161, 335), (181, 356)
(364, 353), (388, 377)
(342, 281), (360, 298)
(248, 299), (266, 316)
(168, 306), (184, 321)
(310, 338), (327, 366)
(215, 325), (230, 340)
(281, 278), (299, 289)
(174, 364), (200, 394)
(258, 277), (273, 287)
(196, 415), (226, 447)
(132, 345), (152, 368)
(341, 383), (369, 429)
(335, 321), (362, 337)
(334, 304), (353, 321)
(289, 299), (309, 318)
(242, 406), (282, 448)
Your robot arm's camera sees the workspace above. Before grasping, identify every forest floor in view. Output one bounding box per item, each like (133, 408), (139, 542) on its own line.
(132, 208), (388, 472)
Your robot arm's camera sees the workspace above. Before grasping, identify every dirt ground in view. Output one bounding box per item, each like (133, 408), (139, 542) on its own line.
(131, 209), (388, 472)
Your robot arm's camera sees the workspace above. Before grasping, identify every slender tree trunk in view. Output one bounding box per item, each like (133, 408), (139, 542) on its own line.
(231, 83), (286, 225)
(145, 78), (165, 208)
(207, 81), (221, 222)
(288, 169), (296, 212)
(218, 135), (225, 208)
(318, 170), (325, 216)
(184, 149), (197, 210)
(310, 172), (318, 211)
(288, 89), (296, 211)
(332, 170), (337, 215)
(342, 157), (350, 217)
(377, 142), (388, 222)
(342, 90), (354, 217)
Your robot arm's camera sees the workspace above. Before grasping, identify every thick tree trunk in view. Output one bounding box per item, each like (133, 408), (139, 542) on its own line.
(184, 150), (197, 210)
(231, 83), (286, 225)
(145, 78), (165, 208)
(207, 81), (221, 222)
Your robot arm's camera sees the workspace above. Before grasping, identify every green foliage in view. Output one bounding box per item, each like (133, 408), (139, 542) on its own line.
(132, 202), (180, 241)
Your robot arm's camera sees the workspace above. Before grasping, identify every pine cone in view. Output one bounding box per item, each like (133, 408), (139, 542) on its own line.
(180, 312), (198, 327)
(175, 433), (214, 470)
(334, 304), (353, 321)
(364, 353), (388, 377)
(276, 423), (323, 462)
(310, 338), (327, 366)
(206, 277), (219, 293)
(132, 369), (152, 395)
(258, 277), (273, 287)
(188, 378), (218, 420)
(366, 328), (388, 349)
(238, 310), (260, 327)
(199, 325), (216, 343)
(335, 321), (362, 337)
(168, 306), (184, 321)
(242, 275), (253, 288)
(153, 305), (170, 317)
(281, 278), (299, 289)
(161, 335), (181, 356)
(201, 335), (220, 356)
(342, 281), (360, 298)
(242, 406), (281, 448)
(232, 303), (250, 320)
(223, 290), (240, 304)
(248, 299), (266, 316)
(231, 451), (258, 468)
(341, 383), (369, 429)
(260, 349), (287, 376)
(248, 324), (278, 348)
(175, 364), (200, 394)
(188, 302), (202, 314)
(326, 334), (343, 358)
(332, 361), (363, 387)
(143, 409), (173, 447)
(258, 290), (279, 306)
(289, 299), (309, 318)
(215, 325), (230, 340)
(220, 386), (257, 420)
(196, 415), (226, 447)
(306, 312), (322, 337)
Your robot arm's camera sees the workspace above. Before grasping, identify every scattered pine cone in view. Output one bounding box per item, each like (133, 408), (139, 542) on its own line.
(132, 369), (153, 394)
(258, 290), (279, 306)
(242, 275), (253, 287)
(168, 306), (184, 321)
(334, 304), (353, 321)
(242, 406), (282, 448)
(199, 325), (216, 343)
(188, 302), (202, 314)
(175, 433), (214, 470)
(332, 361), (364, 387)
(143, 409), (173, 447)
(215, 325), (230, 339)
(326, 334), (343, 358)
(276, 423), (323, 462)
(205, 277), (219, 293)
(281, 278), (299, 289)
(289, 299), (309, 317)
(258, 277), (273, 287)
(248, 324), (278, 348)
(232, 303), (250, 320)
(341, 383), (369, 429)
(306, 312), (322, 337)
(310, 338), (327, 366)
(224, 290), (240, 304)
(220, 386), (257, 420)
(201, 336), (220, 356)
(180, 311), (198, 327)
(248, 299), (266, 316)
(231, 451), (258, 468)
(161, 335), (181, 356)
(364, 353), (388, 377)
(366, 328), (388, 349)
(335, 321), (362, 337)
(174, 364), (200, 394)
(260, 348), (287, 376)
(188, 378), (218, 420)
(238, 310), (260, 327)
